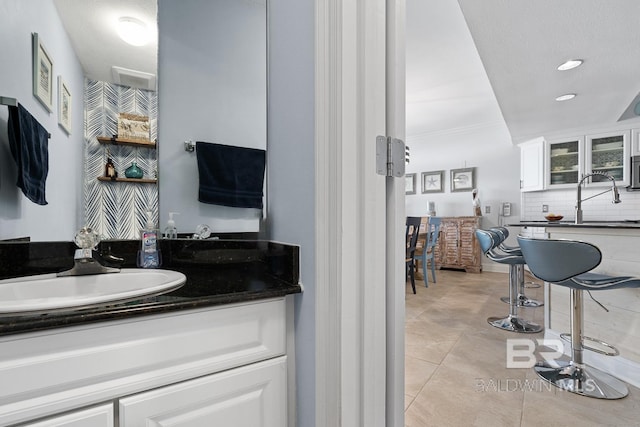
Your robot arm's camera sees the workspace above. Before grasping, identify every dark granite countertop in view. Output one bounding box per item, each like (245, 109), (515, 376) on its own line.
(509, 220), (640, 229)
(0, 239), (301, 336)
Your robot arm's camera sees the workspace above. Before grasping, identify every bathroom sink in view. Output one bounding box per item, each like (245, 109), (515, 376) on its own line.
(0, 269), (186, 315)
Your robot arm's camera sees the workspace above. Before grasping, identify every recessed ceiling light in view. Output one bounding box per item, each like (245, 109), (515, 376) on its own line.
(555, 93), (576, 101)
(557, 59), (583, 71)
(117, 17), (150, 46)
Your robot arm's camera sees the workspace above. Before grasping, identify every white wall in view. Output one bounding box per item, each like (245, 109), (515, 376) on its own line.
(405, 123), (521, 230)
(0, 0), (85, 241)
(157, 0), (267, 234)
(266, 0), (316, 426)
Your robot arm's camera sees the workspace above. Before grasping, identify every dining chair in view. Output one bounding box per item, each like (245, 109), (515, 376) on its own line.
(405, 216), (422, 294)
(417, 217), (441, 287)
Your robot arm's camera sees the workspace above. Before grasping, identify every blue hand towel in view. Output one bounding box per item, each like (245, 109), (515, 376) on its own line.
(196, 141), (266, 209)
(7, 104), (49, 205)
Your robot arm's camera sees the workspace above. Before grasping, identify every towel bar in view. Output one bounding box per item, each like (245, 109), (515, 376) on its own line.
(0, 96), (18, 107)
(2, 96), (51, 138)
(184, 140), (195, 152)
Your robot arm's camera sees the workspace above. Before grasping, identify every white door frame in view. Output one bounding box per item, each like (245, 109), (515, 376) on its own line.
(385, 0), (406, 425)
(315, 0), (405, 425)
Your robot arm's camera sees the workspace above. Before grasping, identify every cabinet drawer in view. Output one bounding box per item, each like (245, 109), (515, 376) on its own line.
(22, 404), (114, 427)
(119, 356), (287, 427)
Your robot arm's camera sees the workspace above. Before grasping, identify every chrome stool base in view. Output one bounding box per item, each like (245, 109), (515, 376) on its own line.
(535, 360), (628, 399)
(500, 294), (544, 307)
(487, 315), (543, 333)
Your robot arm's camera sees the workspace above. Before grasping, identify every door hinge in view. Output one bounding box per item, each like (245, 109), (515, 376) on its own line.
(376, 136), (407, 177)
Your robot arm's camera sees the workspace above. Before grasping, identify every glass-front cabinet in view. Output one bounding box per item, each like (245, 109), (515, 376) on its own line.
(547, 137), (582, 188)
(585, 131), (630, 185)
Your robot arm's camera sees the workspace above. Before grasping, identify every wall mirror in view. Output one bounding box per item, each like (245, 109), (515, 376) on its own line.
(0, 0), (267, 242)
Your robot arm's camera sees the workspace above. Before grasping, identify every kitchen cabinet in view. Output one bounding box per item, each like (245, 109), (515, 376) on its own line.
(23, 404), (114, 427)
(436, 216), (482, 273)
(585, 130), (630, 186)
(119, 357), (286, 426)
(520, 129), (632, 191)
(519, 137), (545, 192)
(0, 298), (289, 426)
(632, 128), (640, 156)
(546, 136), (582, 188)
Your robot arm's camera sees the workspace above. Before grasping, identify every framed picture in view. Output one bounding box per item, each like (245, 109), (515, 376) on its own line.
(117, 113), (151, 141)
(32, 33), (54, 112)
(58, 76), (71, 134)
(421, 170), (444, 193)
(405, 173), (416, 195)
(451, 167), (475, 192)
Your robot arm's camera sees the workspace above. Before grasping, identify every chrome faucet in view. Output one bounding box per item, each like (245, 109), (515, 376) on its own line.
(575, 172), (621, 224)
(57, 227), (120, 276)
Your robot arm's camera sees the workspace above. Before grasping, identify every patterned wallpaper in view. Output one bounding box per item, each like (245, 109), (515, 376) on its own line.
(83, 80), (158, 239)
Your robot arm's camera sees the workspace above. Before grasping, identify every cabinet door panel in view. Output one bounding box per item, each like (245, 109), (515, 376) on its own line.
(119, 357), (286, 427)
(547, 138), (582, 188)
(520, 138), (545, 192)
(439, 220), (460, 266)
(585, 131), (630, 185)
(458, 218), (481, 271)
(23, 404), (114, 427)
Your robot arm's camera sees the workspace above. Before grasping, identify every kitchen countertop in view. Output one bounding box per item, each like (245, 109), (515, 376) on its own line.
(509, 220), (640, 229)
(0, 239), (301, 336)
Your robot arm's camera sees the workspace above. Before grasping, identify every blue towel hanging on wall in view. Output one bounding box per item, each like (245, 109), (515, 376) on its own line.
(196, 141), (266, 209)
(7, 104), (49, 205)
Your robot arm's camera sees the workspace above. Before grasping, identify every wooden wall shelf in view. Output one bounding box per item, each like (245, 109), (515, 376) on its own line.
(97, 176), (157, 184)
(97, 136), (157, 149)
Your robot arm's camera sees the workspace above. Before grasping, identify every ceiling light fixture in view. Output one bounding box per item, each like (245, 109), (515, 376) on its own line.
(555, 93), (576, 102)
(557, 59), (583, 71)
(117, 17), (150, 46)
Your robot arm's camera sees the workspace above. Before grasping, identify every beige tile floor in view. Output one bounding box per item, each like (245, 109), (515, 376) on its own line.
(404, 269), (640, 427)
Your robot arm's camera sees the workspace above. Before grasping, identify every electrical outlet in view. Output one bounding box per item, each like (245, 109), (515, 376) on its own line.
(542, 204), (549, 213)
(485, 206), (491, 214)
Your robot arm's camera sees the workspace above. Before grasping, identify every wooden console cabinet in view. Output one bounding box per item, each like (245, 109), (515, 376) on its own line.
(436, 216), (482, 273)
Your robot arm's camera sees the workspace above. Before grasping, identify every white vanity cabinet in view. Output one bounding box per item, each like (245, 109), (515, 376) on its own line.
(22, 404), (114, 427)
(119, 357), (286, 426)
(0, 298), (290, 426)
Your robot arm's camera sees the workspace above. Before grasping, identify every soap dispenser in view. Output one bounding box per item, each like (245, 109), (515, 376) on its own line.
(163, 212), (179, 239)
(138, 211), (161, 268)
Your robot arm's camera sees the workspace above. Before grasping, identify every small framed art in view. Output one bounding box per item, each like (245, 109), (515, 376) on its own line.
(421, 170), (444, 193)
(451, 167), (475, 192)
(58, 76), (71, 134)
(32, 33), (54, 112)
(405, 173), (416, 195)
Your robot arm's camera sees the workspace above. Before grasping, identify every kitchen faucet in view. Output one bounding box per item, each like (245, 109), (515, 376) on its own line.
(57, 227), (121, 276)
(575, 171), (621, 224)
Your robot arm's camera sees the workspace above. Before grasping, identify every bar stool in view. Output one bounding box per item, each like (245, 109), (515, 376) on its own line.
(475, 229), (543, 333)
(490, 227), (543, 307)
(518, 236), (640, 399)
